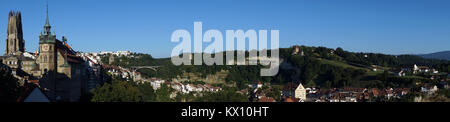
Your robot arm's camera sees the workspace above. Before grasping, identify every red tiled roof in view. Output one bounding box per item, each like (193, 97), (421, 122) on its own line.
(258, 96), (275, 102)
(285, 97), (294, 102)
(284, 97), (300, 102)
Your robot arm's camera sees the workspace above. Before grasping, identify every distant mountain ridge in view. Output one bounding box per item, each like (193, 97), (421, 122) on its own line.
(418, 51), (450, 60)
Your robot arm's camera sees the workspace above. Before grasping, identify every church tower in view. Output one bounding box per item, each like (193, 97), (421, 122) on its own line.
(5, 11), (25, 56)
(38, 3), (57, 74)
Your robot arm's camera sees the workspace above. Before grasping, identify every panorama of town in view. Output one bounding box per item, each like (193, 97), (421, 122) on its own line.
(1, 7), (449, 103)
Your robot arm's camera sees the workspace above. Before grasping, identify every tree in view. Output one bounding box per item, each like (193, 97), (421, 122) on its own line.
(155, 84), (174, 102)
(335, 47), (344, 57)
(137, 82), (156, 102)
(266, 87), (282, 102)
(0, 66), (19, 102)
(91, 80), (142, 102)
(376, 70), (391, 87)
(175, 92), (195, 102)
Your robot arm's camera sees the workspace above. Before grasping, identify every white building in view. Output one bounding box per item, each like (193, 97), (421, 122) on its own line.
(113, 51), (131, 56)
(150, 79), (165, 90)
(294, 83), (306, 101)
(421, 85), (438, 95)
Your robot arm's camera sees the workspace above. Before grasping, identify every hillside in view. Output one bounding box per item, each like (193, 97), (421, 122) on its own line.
(419, 51), (450, 61)
(105, 45), (450, 89)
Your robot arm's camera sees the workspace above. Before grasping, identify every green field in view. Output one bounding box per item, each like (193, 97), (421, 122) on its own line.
(318, 58), (369, 71)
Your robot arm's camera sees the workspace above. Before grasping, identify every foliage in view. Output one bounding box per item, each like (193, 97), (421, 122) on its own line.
(182, 80), (206, 85)
(264, 86), (282, 102)
(101, 46), (449, 93)
(137, 82), (156, 102)
(0, 66), (19, 102)
(90, 78), (176, 102)
(155, 84), (174, 102)
(194, 86), (248, 102)
(91, 80), (142, 102)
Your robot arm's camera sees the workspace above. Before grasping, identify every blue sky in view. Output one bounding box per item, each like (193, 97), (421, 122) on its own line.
(0, 0), (449, 58)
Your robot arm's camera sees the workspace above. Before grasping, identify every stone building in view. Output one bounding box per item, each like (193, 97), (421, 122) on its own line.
(0, 11), (34, 82)
(5, 11), (25, 56)
(1, 7), (98, 102)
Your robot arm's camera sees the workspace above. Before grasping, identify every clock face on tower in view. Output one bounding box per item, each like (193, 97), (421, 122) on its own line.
(42, 44), (49, 52)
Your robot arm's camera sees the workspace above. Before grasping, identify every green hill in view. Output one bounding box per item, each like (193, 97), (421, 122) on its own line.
(105, 45), (450, 89)
(419, 51), (450, 61)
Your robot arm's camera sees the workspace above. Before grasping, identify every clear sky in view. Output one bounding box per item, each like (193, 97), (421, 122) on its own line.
(0, 0), (449, 58)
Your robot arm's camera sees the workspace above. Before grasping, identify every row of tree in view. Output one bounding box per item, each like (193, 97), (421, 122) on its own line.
(90, 79), (173, 102)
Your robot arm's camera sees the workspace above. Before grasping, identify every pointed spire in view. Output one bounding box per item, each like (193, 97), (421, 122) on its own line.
(43, 0), (52, 36)
(44, 0), (50, 27)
